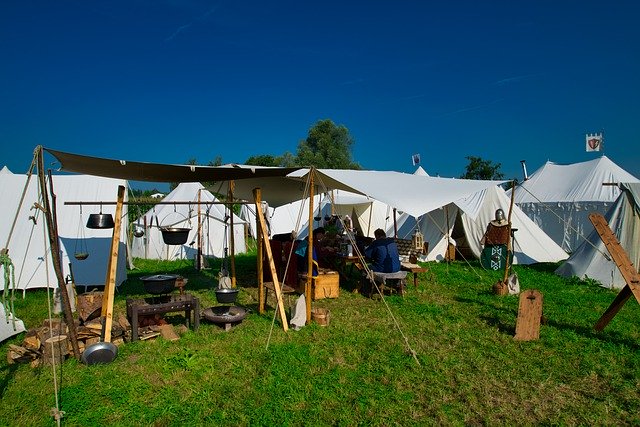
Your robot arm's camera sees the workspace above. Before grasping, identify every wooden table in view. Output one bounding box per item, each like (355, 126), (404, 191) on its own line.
(127, 293), (200, 341)
(400, 262), (428, 288)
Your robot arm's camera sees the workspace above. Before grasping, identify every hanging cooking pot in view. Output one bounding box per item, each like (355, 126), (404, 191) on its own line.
(215, 287), (239, 304)
(160, 227), (190, 245)
(81, 341), (118, 365)
(86, 213), (115, 229)
(133, 224), (145, 238)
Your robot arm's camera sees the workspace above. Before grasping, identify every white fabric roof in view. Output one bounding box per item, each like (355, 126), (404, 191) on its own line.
(556, 182), (640, 289)
(131, 182), (247, 260)
(0, 305), (25, 343)
(288, 169), (505, 218)
(510, 156), (639, 203)
(1, 172), (128, 290)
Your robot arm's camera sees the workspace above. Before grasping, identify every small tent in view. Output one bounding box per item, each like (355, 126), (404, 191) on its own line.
(508, 156), (639, 252)
(0, 169), (128, 291)
(393, 185), (569, 264)
(556, 182), (640, 289)
(131, 183), (247, 260)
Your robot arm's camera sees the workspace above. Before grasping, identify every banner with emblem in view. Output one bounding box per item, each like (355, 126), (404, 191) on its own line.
(411, 153), (421, 166)
(585, 133), (603, 152)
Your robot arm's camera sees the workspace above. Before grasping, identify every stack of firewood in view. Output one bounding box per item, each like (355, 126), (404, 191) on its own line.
(7, 315), (131, 367)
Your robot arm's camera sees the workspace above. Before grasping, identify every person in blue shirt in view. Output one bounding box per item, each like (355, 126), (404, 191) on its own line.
(364, 228), (401, 273)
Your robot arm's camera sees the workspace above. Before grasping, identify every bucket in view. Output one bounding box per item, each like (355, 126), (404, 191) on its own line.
(311, 308), (330, 326)
(493, 280), (508, 296)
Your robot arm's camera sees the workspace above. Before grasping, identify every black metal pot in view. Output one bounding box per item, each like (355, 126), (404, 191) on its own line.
(215, 288), (239, 304)
(141, 274), (178, 295)
(160, 227), (190, 245)
(86, 213), (115, 229)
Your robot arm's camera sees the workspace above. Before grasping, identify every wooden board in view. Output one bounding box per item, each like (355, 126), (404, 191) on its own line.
(514, 289), (543, 341)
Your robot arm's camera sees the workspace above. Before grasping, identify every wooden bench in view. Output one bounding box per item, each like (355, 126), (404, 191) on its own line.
(396, 239), (429, 288)
(369, 271), (408, 296)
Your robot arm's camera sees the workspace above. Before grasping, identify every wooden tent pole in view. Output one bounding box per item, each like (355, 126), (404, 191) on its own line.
(196, 189), (202, 271)
(393, 207), (398, 238)
(306, 171), (315, 324)
(228, 180), (237, 287)
(101, 185), (125, 343)
(502, 180), (517, 283)
(36, 146), (81, 360)
(255, 188), (265, 314)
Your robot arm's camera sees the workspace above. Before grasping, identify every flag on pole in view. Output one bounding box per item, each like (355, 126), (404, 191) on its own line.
(411, 153), (421, 166)
(585, 133), (603, 152)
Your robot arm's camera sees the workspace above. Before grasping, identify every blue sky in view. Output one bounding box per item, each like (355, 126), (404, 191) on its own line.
(1, 1), (638, 191)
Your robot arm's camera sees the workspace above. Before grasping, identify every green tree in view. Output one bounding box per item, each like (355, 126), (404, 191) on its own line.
(170, 157), (222, 191)
(244, 153), (296, 167)
(460, 156), (504, 180)
(295, 119), (360, 169)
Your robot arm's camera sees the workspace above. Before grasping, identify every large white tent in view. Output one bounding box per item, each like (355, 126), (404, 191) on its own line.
(131, 182), (247, 260)
(394, 185), (569, 264)
(556, 182), (640, 289)
(0, 168), (128, 292)
(508, 156), (639, 252)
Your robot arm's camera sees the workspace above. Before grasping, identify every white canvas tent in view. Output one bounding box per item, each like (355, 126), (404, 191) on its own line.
(508, 156), (639, 252)
(394, 185), (569, 264)
(131, 182), (247, 260)
(0, 305), (25, 343)
(0, 169), (128, 291)
(556, 182), (640, 289)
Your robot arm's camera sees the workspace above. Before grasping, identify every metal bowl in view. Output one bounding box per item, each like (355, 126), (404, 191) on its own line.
(214, 288), (239, 304)
(81, 341), (118, 365)
(140, 274), (178, 295)
(86, 213), (115, 229)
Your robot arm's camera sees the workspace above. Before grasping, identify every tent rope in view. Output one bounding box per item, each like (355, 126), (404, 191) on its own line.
(318, 173), (421, 365)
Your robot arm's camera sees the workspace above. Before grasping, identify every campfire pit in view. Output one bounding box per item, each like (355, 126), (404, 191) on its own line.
(202, 306), (247, 331)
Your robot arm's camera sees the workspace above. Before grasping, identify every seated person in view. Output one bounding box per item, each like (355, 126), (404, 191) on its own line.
(364, 228), (401, 273)
(294, 228), (325, 277)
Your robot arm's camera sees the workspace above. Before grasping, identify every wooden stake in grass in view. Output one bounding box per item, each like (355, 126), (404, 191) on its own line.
(514, 289), (543, 341)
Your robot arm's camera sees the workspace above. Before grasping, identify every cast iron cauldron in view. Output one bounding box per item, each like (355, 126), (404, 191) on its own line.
(86, 213), (115, 229)
(141, 274), (178, 295)
(215, 288), (239, 304)
(160, 227), (190, 245)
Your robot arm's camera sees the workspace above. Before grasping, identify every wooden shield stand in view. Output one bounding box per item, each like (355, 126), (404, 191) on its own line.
(589, 213), (640, 331)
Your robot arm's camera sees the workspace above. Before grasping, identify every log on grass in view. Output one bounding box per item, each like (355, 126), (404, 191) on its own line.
(43, 335), (70, 365)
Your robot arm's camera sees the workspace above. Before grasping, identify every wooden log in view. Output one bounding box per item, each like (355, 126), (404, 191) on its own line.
(22, 330), (41, 352)
(7, 344), (39, 364)
(77, 291), (104, 323)
(158, 324), (180, 341)
(43, 335), (70, 365)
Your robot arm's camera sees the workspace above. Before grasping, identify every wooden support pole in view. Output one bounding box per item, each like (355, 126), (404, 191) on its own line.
(196, 189), (202, 271)
(253, 188), (288, 331)
(306, 172), (314, 324)
(228, 180), (237, 287)
(502, 180), (516, 283)
(254, 188), (265, 314)
(101, 185), (125, 343)
(36, 146), (81, 361)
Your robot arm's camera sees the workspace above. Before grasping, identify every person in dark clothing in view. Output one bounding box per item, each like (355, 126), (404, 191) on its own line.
(364, 228), (401, 273)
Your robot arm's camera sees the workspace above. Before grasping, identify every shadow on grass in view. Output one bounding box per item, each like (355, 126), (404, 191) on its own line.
(454, 295), (518, 335)
(0, 363), (19, 399)
(544, 318), (640, 352)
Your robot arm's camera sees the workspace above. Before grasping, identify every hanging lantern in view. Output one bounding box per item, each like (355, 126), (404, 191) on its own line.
(412, 230), (424, 252)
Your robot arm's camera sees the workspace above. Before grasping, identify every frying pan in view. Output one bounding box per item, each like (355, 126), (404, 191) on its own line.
(81, 341), (118, 365)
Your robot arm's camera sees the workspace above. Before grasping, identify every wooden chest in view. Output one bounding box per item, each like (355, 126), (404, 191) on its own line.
(298, 270), (340, 300)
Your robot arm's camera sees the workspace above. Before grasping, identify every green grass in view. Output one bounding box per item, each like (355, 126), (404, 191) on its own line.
(1, 255), (639, 426)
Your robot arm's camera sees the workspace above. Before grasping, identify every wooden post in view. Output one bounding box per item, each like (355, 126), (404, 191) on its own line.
(196, 189), (202, 271)
(254, 188), (265, 314)
(502, 180), (516, 283)
(101, 185), (125, 343)
(306, 172), (314, 324)
(228, 180), (237, 287)
(36, 146), (81, 361)
(253, 188), (288, 331)
(393, 207), (398, 238)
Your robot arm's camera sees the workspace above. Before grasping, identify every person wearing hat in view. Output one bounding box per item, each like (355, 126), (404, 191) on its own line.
(481, 209), (510, 246)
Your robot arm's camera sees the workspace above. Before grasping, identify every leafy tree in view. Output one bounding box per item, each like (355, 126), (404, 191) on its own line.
(295, 119), (360, 169)
(460, 156), (504, 180)
(170, 157), (222, 191)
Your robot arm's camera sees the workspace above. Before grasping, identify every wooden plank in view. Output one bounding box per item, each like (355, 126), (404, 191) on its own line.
(101, 185), (125, 342)
(589, 213), (640, 331)
(514, 289), (543, 341)
(253, 188), (288, 332)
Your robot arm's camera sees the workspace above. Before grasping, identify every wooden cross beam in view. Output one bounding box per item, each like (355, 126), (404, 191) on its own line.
(589, 213), (640, 331)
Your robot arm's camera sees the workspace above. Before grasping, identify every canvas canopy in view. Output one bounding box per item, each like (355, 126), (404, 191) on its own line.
(508, 156), (639, 252)
(131, 183), (247, 260)
(556, 182), (640, 289)
(394, 185), (569, 264)
(0, 169), (128, 291)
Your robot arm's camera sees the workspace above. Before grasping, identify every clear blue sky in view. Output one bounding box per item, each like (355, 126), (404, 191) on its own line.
(1, 1), (638, 191)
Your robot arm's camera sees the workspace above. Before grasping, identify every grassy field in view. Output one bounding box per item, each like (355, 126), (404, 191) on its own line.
(0, 254), (639, 426)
